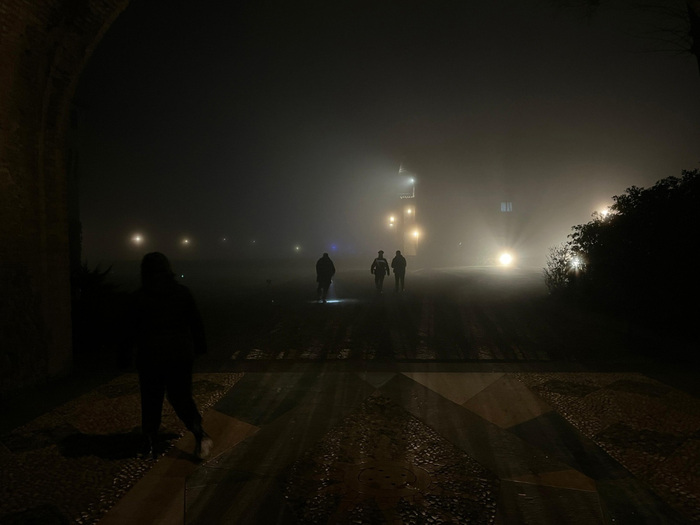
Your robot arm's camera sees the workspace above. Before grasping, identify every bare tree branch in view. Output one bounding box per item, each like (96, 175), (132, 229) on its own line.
(552, 0), (700, 78)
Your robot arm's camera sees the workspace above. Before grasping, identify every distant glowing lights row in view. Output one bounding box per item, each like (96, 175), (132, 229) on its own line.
(131, 234), (190, 246)
(130, 233), (305, 252)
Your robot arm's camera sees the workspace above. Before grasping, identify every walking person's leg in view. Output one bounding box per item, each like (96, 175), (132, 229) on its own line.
(138, 366), (166, 458)
(165, 361), (213, 459)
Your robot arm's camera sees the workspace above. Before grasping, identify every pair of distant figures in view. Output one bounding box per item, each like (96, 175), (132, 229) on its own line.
(371, 250), (406, 294)
(315, 250), (407, 301)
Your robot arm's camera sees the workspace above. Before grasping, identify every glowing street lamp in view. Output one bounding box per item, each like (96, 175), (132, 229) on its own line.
(594, 207), (611, 221)
(398, 166), (416, 199)
(498, 252), (514, 266)
(131, 233), (144, 245)
(397, 165), (418, 255)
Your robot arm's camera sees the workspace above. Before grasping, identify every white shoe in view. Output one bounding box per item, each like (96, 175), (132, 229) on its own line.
(196, 436), (214, 460)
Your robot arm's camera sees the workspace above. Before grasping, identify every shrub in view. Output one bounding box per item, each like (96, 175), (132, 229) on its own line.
(543, 244), (582, 295)
(545, 169), (700, 332)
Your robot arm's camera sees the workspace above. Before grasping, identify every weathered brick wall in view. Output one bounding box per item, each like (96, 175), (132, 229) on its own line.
(0, 0), (129, 392)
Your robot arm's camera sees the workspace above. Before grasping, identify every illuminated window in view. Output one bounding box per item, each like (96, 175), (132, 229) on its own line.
(500, 202), (513, 212)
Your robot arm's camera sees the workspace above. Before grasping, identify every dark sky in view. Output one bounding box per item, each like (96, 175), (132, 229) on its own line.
(75, 0), (700, 265)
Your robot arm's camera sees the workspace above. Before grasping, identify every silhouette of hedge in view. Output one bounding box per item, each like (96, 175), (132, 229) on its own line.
(71, 263), (127, 361)
(545, 169), (699, 335)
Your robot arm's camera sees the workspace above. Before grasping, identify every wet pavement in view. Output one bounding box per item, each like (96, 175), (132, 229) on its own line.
(1, 265), (698, 523)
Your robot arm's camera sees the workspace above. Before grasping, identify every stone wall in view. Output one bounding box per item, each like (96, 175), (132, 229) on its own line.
(0, 0), (129, 392)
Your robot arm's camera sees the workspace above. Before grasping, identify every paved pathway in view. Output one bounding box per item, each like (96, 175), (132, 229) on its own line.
(1, 266), (698, 523)
(95, 363), (699, 524)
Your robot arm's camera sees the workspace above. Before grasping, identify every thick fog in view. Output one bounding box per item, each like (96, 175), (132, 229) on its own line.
(75, 0), (700, 267)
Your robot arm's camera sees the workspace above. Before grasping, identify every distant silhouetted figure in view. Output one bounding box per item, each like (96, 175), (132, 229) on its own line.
(316, 252), (336, 303)
(128, 252), (213, 460)
(391, 250), (407, 292)
(371, 250), (391, 293)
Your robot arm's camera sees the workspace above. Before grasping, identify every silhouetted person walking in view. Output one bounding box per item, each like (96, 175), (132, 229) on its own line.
(391, 250), (407, 292)
(316, 252), (336, 303)
(371, 250), (390, 293)
(128, 252), (213, 460)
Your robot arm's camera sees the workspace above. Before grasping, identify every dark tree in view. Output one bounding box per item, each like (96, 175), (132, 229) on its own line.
(554, 0), (700, 77)
(546, 169), (700, 334)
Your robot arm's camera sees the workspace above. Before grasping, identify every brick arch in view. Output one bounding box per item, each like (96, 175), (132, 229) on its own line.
(0, 0), (129, 391)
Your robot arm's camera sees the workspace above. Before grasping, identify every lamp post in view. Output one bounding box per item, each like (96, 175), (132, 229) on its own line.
(412, 228), (420, 254)
(397, 165), (418, 256)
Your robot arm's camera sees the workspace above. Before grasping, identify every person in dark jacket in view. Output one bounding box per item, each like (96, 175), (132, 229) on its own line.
(129, 252), (212, 460)
(370, 250), (390, 293)
(391, 250), (407, 292)
(316, 253), (336, 303)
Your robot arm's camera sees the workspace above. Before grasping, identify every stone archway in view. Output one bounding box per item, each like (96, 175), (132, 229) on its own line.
(0, 0), (129, 391)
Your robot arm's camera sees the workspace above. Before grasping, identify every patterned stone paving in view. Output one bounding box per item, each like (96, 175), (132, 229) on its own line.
(285, 394), (499, 524)
(517, 372), (700, 523)
(3, 370), (699, 524)
(0, 372), (243, 524)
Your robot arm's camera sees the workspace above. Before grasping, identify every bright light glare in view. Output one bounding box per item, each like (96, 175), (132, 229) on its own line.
(571, 256), (582, 269)
(406, 208), (412, 214)
(182, 238), (190, 245)
(131, 234), (143, 244)
(498, 252), (514, 266)
(389, 216), (395, 222)
(412, 230), (420, 238)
